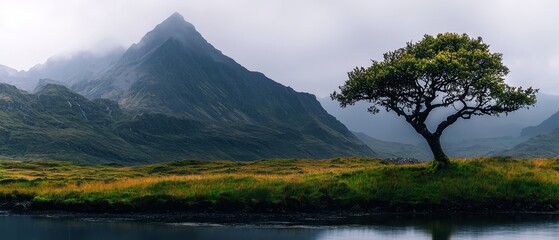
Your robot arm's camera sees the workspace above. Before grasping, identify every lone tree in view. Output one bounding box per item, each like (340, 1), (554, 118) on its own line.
(332, 33), (537, 169)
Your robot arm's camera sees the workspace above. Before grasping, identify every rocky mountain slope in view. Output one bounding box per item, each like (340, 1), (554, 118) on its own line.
(0, 13), (374, 163)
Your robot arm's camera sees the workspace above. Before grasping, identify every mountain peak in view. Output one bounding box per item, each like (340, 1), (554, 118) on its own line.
(119, 12), (212, 64)
(167, 12), (186, 22)
(158, 12), (194, 30)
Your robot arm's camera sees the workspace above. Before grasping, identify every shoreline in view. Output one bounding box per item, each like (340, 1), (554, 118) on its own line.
(3, 208), (559, 226)
(3, 198), (559, 223)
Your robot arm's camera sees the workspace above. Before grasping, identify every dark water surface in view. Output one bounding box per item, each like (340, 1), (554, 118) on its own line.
(1, 213), (559, 240)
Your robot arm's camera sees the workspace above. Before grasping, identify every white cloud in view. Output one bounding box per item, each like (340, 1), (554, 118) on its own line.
(0, 0), (558, 96)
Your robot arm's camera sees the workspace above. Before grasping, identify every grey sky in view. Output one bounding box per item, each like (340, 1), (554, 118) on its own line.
(1, 0), (558, 97)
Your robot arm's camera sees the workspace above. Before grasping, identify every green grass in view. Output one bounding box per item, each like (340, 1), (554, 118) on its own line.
(1, 157), (559, 213)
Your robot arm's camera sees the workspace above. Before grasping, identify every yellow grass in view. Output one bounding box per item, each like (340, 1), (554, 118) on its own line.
(1, 157), (559, 213)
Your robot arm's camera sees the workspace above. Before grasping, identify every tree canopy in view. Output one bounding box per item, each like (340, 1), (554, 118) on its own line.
(332, 33), (537, 168)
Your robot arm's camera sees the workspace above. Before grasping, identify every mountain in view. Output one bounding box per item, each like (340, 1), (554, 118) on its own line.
(0, 13), (374, 163)
(69, 13), (373, 158)
(28, 49), (125, 87)
(353, 132), (431, 160)
(521, 110), (559, 138)
(0, 49), (124, 92)
(321, 92), (559, 159)
(0, 65), (18, 76)
(497, 110), (559, 158)
(499, 129), (559, 158)
(0, 65), (31, 90)
(354, 131), (521, 160)
(0, 83), (140, 163)
(443, 136), (524, 158)
(320, 94), (559, 144)
(0, 82), (373, 164)
(74, 13), (325, 123)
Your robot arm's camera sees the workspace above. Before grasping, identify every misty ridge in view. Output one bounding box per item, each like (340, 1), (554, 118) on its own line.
(0, 48), (125, 91)
(321, 93), (559, 160)
(0, 13), (559, 162)
(0, 13), (372, 164)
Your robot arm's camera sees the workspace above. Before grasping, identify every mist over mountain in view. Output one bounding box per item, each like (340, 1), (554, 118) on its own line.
(28, 49), (125, 87)
(499, 128), (559, 158)
(68, 13), (373, 157)
(0, 65), (29, 90)
(353, 132), (431, 160)
(320, 93), (559, 144)
(0, 49), (124, 92)
(321, 92), (559, 159)
(0, 65), (18, 76)
(3, 12), (559, 162)
(493, 108), (559, 158)
(521, 111), (559, 138)
(0, 13), (373, 163)
(73, 13), (225, 101)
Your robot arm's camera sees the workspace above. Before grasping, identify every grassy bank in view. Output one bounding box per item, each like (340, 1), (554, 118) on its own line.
(1, 157), (559, 213)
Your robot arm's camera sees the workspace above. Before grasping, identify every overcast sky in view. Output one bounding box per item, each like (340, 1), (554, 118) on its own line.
(0, 0), (558, 97)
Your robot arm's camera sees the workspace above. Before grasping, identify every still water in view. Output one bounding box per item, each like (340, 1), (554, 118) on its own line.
(1, 213), (559, 240)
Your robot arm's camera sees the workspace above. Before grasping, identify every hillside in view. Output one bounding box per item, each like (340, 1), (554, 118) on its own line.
(521, 111), (559, 138)
(66, 13), (373, 161)
(320, 94), (559, 144)
(0, 14), (377, 163)
(321, 94), (559, 159)
(494, 110), (559, 158)
(0, 82), (375, 164)
(499, 129), (559, 158)
(353, 132), (431, 160)
(73, 13), (351, 127)
(0, 83), (141, 164)
(0, 50), (123, 92)
(0, 65), (18, 76)
(27, 49), (125, 87)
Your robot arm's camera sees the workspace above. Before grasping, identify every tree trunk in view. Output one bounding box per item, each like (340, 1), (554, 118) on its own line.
(425, 135), (450, 169)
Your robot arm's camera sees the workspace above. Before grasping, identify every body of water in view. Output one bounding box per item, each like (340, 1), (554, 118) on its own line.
(1, 213), (558, 240)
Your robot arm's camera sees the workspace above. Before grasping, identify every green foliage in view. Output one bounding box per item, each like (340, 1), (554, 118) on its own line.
(332, 33), (537, 164)
(333, 33), (536, 115)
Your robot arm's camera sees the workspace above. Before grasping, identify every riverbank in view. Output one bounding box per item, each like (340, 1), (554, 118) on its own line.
(1, 157), (559, 214)
(3, 211), (559, 240)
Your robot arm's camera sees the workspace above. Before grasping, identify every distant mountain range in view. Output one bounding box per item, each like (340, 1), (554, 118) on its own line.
(322, 94), (559, 159)
(353, 132), (431, 160)
(2, 12), (559, 162)
(0, 13), (373, 164)
(499, 110), (559, 158)
(0, 49), (124, 91)
(320, 94), (559, 144)
(520, 111), (559, 138)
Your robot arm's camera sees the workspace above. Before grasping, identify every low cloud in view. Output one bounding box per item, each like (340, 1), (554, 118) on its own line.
(0, 0), (558, 96)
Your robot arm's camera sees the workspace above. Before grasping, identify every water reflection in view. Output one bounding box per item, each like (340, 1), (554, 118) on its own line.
(0, 213), (558, 240)
(326, 214), (559, 240)
(2, 215), (321, 240)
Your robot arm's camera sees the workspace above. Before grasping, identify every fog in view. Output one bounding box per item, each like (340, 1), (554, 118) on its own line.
(1, 0), (559, 98)
(320, 93), (559, 144)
